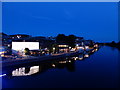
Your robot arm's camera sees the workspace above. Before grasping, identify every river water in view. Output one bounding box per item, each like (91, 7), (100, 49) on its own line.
(2, 46), (120, 88)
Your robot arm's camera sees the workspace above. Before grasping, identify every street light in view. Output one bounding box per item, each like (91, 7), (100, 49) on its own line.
(53, 47), (55, 54)
(53, 47), (55, 50)
(69, 47), (71, 49)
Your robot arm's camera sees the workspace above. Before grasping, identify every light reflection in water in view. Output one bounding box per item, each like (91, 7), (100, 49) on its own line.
(79, 57), (83, 60)
(12, 66), (39, 76)
(8, 48), (99, 77)
(58, 60), (72, 63)
(52, 64), (56, 67)
(95, 49), (98, 51)
(72, 48), (99, 60)
(84, 54), (89, 58)
(92, 50), (95, 52)
(0, 74), (6, 77)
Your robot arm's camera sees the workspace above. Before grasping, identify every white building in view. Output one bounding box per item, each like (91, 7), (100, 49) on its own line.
(12, 42), (39, 55)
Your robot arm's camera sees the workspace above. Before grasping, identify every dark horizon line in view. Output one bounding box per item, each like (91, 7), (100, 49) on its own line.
(1, 32), (119, 43)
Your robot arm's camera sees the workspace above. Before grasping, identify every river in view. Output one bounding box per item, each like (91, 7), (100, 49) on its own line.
(2, 46), (120, 88)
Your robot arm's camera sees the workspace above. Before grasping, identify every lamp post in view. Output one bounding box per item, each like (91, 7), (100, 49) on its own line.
(69, 47), (71, 49)
(69, 47), (71, 52)
(53, 47), (55, 54)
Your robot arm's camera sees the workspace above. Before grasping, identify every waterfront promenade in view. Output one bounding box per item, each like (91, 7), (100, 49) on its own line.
(1, 47), (97, 68)
(1, 51), (80, 68)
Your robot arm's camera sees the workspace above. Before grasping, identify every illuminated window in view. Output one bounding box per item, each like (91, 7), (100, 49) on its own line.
(58, 45), (68, 47)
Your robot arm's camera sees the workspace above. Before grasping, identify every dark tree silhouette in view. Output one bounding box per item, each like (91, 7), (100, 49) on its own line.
(111, 41), (116, 44)
(56, 34), (67, 43)
(117, 41), (120, 45)
(56, 34), (77, 48)
(66, 35), (77, 48)
(24, 48), (30, 55)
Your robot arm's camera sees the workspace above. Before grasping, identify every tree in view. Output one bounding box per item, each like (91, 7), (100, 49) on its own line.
(66, 35), (77, 48)
(24, 48), (30, 55)
(56, 34), (67, 43)
(117, 41), (120, 45)
(111, 41), (116, 44)
(56, 34), (77, 48)
(117, 41), (120, 49)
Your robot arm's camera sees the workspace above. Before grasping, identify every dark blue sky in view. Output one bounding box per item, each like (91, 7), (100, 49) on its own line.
(3, 2), (118, 42)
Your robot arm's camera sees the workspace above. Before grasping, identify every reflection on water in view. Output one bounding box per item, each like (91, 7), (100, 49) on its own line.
(2, 46), (119, 88)
(4, 48), (99, 77)
(11, 59), (76, 76)
(84, 54), (89, 58)
(12, 66), (39, 76)
(0, 74), (6, 77)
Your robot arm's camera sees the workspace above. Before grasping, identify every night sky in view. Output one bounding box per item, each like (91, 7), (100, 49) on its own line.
(2, 2), (118, 42)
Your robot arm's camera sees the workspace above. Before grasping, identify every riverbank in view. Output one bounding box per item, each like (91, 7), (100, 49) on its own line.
(1, 51), (80, 68)
(1, 47), (98, 68)
(2, 46), (118, 88)
(103, 42), (120, 50)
